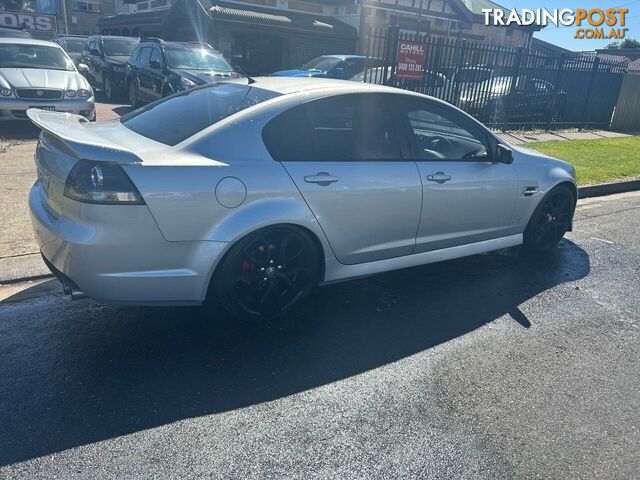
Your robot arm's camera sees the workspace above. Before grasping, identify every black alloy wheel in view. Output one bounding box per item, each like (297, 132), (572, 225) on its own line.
(215, 226), (320, 321)
(524, 185), (575, 252)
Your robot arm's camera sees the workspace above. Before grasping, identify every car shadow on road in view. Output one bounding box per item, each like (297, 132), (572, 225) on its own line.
(0, 240), (590, 466)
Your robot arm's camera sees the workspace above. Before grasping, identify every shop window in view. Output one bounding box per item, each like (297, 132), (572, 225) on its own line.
(71, 0), (101, 12)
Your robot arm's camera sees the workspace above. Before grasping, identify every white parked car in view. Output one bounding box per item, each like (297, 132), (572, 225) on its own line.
(29, 78), (576, 321)
(0, 38), (94, 121)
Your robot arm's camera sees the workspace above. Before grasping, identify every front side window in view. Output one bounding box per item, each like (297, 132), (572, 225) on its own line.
(138, 47), (152, 66)
(396, 96), (489, 161)
(165, 47), (233, 72)
(0, 44), (74, 71)
(263, 94), (402, 162)
(150, 47), (161, 65)
(121, 83), (280, 146)
(103, 38), (138, 57)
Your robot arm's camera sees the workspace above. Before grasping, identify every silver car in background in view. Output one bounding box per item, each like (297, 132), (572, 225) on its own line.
(0, 38), (94, 121)
(28, 78), (576, 321)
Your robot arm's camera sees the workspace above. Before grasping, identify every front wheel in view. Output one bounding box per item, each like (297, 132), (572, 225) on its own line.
(523, 185), (575, 252)
(214, 226), (321, 322)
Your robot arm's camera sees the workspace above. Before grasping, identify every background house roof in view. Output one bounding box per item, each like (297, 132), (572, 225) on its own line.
(209, 0), (357, 37)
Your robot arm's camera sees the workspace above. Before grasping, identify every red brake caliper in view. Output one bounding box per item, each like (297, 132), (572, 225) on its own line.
(241, 260), (253, 285)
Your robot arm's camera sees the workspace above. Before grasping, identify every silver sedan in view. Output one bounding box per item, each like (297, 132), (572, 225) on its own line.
(0, 38), (95, 121)
(28, 78), (577, 321)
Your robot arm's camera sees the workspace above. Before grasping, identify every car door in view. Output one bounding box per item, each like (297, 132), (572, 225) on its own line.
(264, 93), (423, 265)
(83, 39), (97, 85)
(93, 39), (106, 88)
(147, 46), (165, 100)
(136, 47), (153, 101)
(394, 95), (519, 253)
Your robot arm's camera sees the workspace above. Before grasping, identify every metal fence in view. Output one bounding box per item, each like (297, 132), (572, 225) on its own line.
(363, 26), (628, 130)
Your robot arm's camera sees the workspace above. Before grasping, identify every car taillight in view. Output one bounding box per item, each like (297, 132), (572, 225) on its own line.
(64, 160), (144, 205)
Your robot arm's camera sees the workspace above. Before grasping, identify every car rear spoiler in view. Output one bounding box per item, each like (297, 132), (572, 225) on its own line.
(27, 109), (142, 164)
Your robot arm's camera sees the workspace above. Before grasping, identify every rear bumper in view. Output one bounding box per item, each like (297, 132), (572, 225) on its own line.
(0, 97), (95, 121)
(29, 182), (227, 305)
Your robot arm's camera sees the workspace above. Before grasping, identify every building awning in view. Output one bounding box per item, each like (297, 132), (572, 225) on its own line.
(209, 1), (357, 38)
(99, 8), (169, 28)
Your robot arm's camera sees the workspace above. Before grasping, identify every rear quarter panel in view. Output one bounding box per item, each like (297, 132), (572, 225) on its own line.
(121, 113), (329, 253)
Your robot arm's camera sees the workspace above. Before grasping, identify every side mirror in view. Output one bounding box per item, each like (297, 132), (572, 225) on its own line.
(77, 63), (89, 73)
(149, 60), (162, 69)
(496, 143), (514, 164)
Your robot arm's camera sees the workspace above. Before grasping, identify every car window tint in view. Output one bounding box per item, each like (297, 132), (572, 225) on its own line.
(262, 105), (312, 162)
(138, 47), (152, 66)
(130, 46), (140, 63)
(264, 94), (402, 162)
(396, 96), (489, 161)
(121, 83), (281, 146)
(150, 47), (161, 65)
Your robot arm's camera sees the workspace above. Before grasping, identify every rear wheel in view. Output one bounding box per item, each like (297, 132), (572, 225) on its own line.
(523, 185), (575, 252)
(214, 226), (320, 322)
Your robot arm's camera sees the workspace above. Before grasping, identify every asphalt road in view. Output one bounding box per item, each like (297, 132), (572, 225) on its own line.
(0, 191), (638, 479)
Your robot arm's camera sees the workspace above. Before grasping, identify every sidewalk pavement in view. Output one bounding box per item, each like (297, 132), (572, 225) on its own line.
(496, 129), (632, 145)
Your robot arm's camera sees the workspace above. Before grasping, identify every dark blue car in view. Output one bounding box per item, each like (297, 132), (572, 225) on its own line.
(272, 55), (383, 80)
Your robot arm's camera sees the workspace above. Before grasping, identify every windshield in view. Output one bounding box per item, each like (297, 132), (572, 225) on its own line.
(121, 83), (280, 146)
(65, 38), (86, 53)
(301, 56), (342, 73)
(103, 38), (138, 56)
(166, 47), (233, 72)
(0, 28), (31, 38)
(0, 44), (74, 71)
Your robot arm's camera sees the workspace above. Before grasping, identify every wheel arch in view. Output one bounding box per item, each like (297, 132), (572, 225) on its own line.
(202, 222), (328, 302)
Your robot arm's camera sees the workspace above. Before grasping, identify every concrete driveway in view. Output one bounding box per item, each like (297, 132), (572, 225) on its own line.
(0, 192), (638, 479)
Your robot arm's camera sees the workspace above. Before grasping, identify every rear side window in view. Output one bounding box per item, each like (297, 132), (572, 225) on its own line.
(121, 83), (280, 146)
(263, 93), (402, 162)
(138, 47), (152, 66)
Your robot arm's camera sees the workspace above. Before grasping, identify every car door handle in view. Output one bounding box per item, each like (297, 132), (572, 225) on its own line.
(426, 172), (452, 184)
(304, 173), (339, 186)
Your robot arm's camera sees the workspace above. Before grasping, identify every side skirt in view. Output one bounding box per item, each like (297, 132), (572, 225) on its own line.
(321, 234), (523, 285)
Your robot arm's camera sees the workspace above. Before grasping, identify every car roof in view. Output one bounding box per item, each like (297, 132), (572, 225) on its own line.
(245, 76), (406, 95)
(0, 38), (62, 47)
(318, 54), (368, 60)
(91, 35), (138, 40)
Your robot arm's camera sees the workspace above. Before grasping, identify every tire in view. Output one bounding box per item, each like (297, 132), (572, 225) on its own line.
(214, 226), (321, 322)
(129, 81), (139, 109)
(523, 185), (575, 253)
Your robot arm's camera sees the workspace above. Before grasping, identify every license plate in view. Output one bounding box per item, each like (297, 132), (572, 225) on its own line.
(31, 106), (55, 111)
